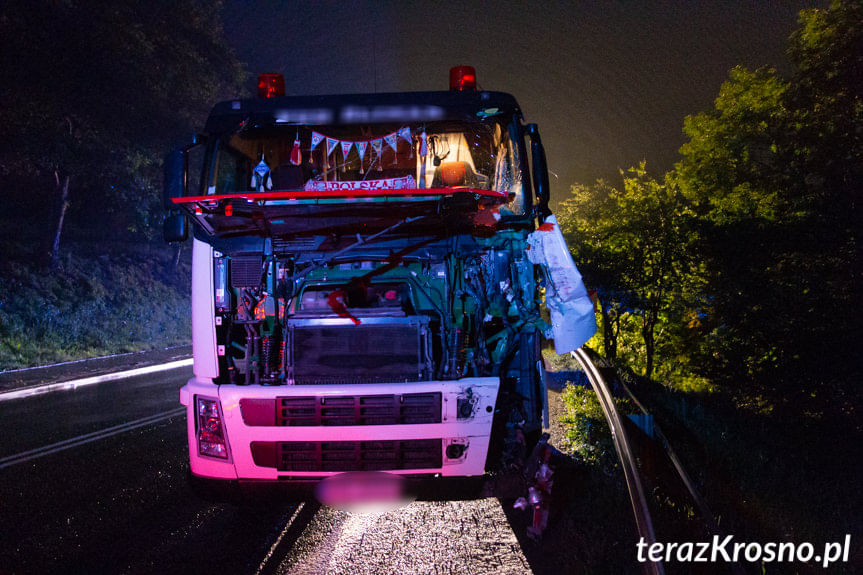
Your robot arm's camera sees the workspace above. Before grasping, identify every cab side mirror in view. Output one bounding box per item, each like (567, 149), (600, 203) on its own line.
(162, 149), (186, 211)
(162, 137), (205, 243)
(525, 123), (552, 222)
(163, 212), (188, 243)
(163, 149), (189, 243)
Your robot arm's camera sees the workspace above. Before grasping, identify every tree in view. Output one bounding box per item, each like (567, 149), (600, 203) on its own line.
(676, 66), (792, 223)
(557, 178), (625, 363)
(559, 164), (700, 379)
(788, 0), (862, 222)
(555, 1), (859, 403)
(673, 0), (861, 395)
(0, 0), (245, 266)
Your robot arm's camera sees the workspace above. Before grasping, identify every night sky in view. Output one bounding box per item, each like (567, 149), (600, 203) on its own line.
(223, 1), (819, 205)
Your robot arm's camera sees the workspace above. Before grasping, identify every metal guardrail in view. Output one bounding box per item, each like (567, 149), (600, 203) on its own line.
(571, 348), (665, 575)
(592, 350), (747, 575)
(614, 368), (722, 533)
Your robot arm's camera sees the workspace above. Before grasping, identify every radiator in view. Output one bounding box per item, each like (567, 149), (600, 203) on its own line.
(286, 316), (432, 384)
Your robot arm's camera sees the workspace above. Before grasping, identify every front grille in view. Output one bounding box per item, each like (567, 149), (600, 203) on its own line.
(240, 393), (442, 426)
(277, 393), (441, 426)
(291, 374), (420, 385)
(251, 439), (442, 471)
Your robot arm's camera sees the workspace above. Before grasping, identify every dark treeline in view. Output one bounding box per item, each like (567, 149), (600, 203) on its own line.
(558, 1), (861, 547)
(0, 1), (244, 367)
(560, 0), (861, 413)
(0, 0), (245, 263)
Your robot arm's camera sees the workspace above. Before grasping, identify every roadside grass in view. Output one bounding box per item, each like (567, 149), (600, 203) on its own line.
(539, 348), (641, 571)
(543, 350), (614, 470)
(627, 368), (861, 559)
(0, 237), (191, 370)
(550, 346), (861, 570)
(557, 375), (634, 474)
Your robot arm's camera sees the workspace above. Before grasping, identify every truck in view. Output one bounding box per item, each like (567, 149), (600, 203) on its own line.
(163, 66), (596, 502)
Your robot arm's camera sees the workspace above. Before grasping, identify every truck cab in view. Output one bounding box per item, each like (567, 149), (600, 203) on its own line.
(165, 68), (595, 501)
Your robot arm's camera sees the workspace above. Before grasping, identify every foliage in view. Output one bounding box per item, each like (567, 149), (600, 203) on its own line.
(560, 1), (860, 403)
(0, 0), (245, 259)
(558, 381), (617, 472)
(676, 66), (791, 223)
(540, 346), (579, 373)
(0, 238), (191, 370)
(0, 0), (242, 366)
(555, 5), (860, 555)
(628, 366), (860, 552)
(673, 0), (861, 397)
(558, 165), (704, 382)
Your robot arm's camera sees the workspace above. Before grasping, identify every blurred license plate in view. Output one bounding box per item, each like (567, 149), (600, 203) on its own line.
(314, 471), (410, 511)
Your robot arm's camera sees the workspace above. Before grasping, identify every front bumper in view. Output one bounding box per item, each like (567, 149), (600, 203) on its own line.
(179, 376), (500, 482)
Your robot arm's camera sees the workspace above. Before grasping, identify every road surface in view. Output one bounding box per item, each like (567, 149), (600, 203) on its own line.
(0, 366), (541, 574)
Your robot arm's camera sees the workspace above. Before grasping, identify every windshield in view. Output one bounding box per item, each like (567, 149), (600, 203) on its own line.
(208, 119), (525, 214)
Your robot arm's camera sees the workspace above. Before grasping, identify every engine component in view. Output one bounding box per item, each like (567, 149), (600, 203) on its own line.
(286, 316), (432, 384)
(261, 325), (283, 384)
(231, 256), (263, 288)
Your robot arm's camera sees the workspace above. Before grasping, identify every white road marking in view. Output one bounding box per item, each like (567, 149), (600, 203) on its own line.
(0, 346), (189, 374)
(255, 503), (307, 575)
(0, 358), (194, 402)
(0, 407), (186, 469)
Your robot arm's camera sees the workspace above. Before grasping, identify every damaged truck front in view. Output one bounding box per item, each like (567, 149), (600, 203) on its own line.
(164, 69), (596, 501)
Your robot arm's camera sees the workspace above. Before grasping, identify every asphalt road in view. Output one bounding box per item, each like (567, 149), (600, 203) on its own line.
(0, 367), (297, 574)
(0, 366), (539, 574)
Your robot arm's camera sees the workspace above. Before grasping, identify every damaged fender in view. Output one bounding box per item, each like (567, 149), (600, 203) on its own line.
(527, 215), (597, 354)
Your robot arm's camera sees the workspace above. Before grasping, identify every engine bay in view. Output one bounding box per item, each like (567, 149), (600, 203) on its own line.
(211, 228), (545, 393)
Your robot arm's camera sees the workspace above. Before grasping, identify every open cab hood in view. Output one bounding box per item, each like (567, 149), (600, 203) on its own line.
(172, 187), (512, 238)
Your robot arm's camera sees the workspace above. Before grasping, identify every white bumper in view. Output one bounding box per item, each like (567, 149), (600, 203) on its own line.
(180, 376), (500, 481)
